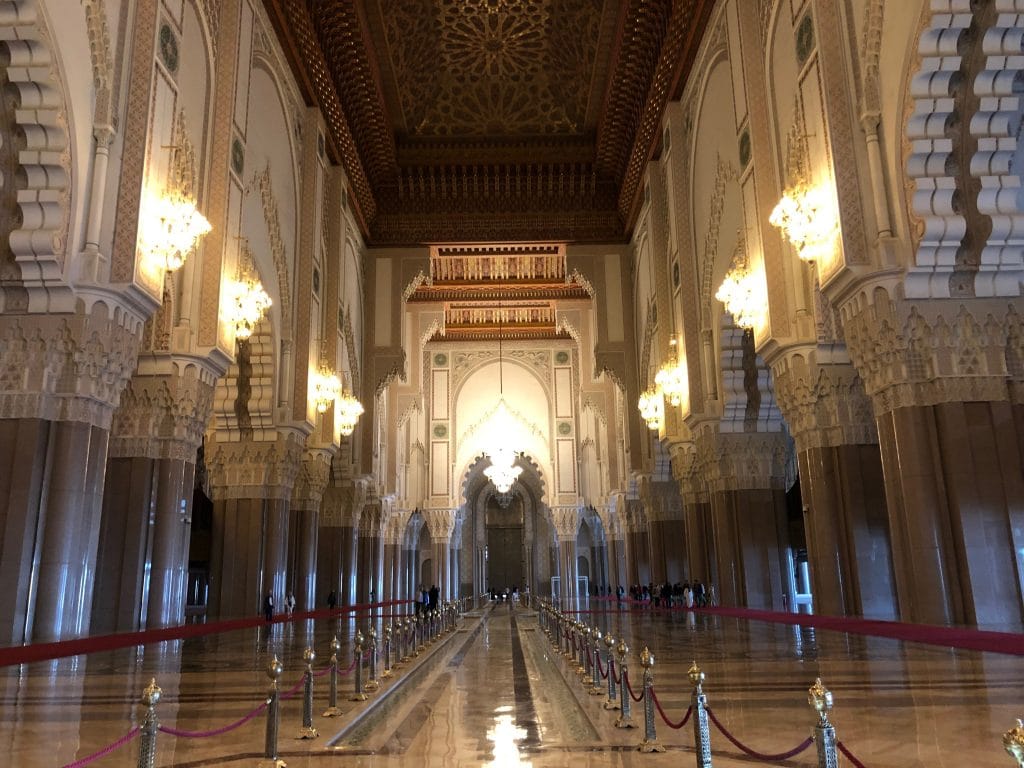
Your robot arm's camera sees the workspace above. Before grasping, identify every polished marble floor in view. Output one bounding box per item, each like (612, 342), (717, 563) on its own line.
(0, 600), (1021, 767)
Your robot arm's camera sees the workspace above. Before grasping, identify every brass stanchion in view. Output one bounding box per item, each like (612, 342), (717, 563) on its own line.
(322, 636), (342, 717)
(638, 647), (666, 753)
(382, 625), (393, 678)
(590, 629), (604, 695)
(580, 626), (592, 681)
(614, 639), (635, 729)
(257, 656), (286, 768)
(136, 679), (161, 768)
(365, 627), (380, 692)
(808, 678), (837, 768)
(689, 661), (712, 767)
(296, 647), (319, 739)
(1005, 719), (1024, 766)
(350, 631), (367, 701)
(603, 633), (619, 710)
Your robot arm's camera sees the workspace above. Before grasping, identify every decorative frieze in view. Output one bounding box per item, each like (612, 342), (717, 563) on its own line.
(109, 360), (218, 459)
(550, 505), (580, 541)
(291, 448), (334, 510)
(693, 425), (790, 492)
(0, 309), (143, 428)
(205, 430), (305, 500)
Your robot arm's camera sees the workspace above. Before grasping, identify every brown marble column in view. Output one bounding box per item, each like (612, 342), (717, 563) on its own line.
(91, 456), (154, 634)
(208, 497), (266, 618)
(316, 524), (341, 607)
(799, 444), (897, 619)
(32, 422), (110, 642)
(683, 500), (712, 585)
(382, 541), (396, 604)
(290, 508), (318, 611)
(357, 527), (374, 604)
(340, 523), (357, 606)
(431, 538), (450, 599)
(877, 401), (1024, 626)
(710, 487), (789, 610)
(147, 458), (196, 627)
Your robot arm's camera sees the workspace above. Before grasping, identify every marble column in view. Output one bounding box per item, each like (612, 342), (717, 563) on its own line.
(147, 458), (196, 627)
(31, 422), (111, 642)
(423, 509), (455, 600)
(877, 401), (1024, 626)
(206, 433), (304, 619)
(551, 507), (580, 607)
(290, 450), (332, 611)
(340, 523), (357, 606)
(316, 523), (341, 606)
(682, 500), (712, 585)
(357, 526), (374, 604)
(382, 540), (396, 604)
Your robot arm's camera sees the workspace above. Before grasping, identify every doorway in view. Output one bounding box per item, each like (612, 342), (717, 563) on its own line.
(485, 497), (525, 593)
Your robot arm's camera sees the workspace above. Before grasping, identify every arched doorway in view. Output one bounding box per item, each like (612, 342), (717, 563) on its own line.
(485, 494), (525, 593)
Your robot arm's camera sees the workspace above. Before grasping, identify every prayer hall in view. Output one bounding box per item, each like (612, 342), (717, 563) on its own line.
(0, 0), (1022, 766)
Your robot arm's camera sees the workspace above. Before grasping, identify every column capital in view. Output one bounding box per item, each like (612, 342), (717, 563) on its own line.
(423, 508), (456, 542)
(694, 425), (790, 493)
(551, 506), (580, 541)
(291, 448), (334, 511)
(109, 356), (219, 460)
(205, 430), (305, 501)
(0, 306), (145, 429)
(768, 345), (877, 451)
(840, 288), (1022, 414)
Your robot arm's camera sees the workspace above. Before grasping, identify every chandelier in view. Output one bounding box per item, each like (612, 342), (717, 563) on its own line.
(311, 342), (342, 414)
(637, 388), (664, 431)
(715, 237), (766, 330)
(769, 183), (837, 263)
(336, 383), (364, 437)
(226, 241), (272, 340)
(654, 338), (686, 407)
(140, 139), (211, 272)
(483, 303), (522, 494)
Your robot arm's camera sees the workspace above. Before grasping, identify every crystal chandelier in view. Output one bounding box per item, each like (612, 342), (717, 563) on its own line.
(311, 342), (342, 414)
(769, 184), (837, 263)
(140, 190), (211, 272)
(336, 384), (364, 437)
(483, 303), (522, 494)
(715, 237), (766, 330)
(226, 241), (272, 340)
(654, 338), (686, 407)
(637, 388), (664, 431)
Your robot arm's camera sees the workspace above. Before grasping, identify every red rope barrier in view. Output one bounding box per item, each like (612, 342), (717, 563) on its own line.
(280, 674), (308, 701)
(649, 689), (692, 730)
(838, 741), (868, 768)
(158, 700), (268, 739)
(705, 707), (814, 762)
(595, 652), (607, 679)
(62, 726), (140, 768)
(623, 669), (644, 702)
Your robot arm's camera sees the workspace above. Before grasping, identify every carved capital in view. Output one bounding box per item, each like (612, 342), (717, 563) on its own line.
(768, 345), (877, 450)
(423, 508), (456, 542)
(206, 430), (305, 500)
(840, 287), (1021, 414)
(0, 308), (144, 429)
(551, 505), (580, 540)
(291, 448), (334, 510)
(109, 357), (218, 459)
(694, 425), (790, 492)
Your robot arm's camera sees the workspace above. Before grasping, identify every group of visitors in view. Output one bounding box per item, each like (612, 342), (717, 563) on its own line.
(415, 584), (440, 615)
(262, 591), (298, 621)
(489, 585), (520, 602)
(596, 580), (713, 608)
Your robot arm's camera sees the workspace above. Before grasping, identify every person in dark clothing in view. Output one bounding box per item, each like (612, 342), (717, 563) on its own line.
(263, 593), (273, 622)
(429, 584), (439, 610)
(327, 590), (337, 610)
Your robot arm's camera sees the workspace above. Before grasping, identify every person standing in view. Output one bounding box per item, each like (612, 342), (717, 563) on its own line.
(285, 592), (296, 615)
(263, 593), (274, 622)
(327, 590), (337, 610)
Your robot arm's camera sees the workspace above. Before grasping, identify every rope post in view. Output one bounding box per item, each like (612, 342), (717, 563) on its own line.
(350, 631), (367, 701)
(136, 678), (161, 768)
(581, 626), (593, 682)
(365, 627), (380, 692)
(1005, 719), (1024, 766)
(382, 625), (393, 678)
(590, 629), (604, 695)
(638, 647), (666, 753)
(399, 618), (410, 663)
(603, 632), (619, 710)
(257, 656), (286, 768)
(614, 639), (636, 729)
(416, 614), (425, 652)
(296, 647), (319, 739)
(688, 661), (712, 768)
(322, 636), (342, 717)
(808, 678), (837, 768)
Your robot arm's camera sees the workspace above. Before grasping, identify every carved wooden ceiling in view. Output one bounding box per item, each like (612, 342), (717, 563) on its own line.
(265, 0), (716, 246)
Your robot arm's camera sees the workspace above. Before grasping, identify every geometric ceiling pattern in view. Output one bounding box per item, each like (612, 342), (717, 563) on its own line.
(265, 0), (716, 245)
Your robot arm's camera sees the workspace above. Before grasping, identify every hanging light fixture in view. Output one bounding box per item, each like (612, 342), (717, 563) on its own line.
(637, 387), (664, 431)
(310, 340), (342, 414)
(715, 236), (767, 330)
(769, 183), (837, 263)
(140, 142), (211, 272)
(483, 302), (522, 494)
(226, 240), (272, 340)
(654, 338), (686, 407)
(336, 373), (364, 437)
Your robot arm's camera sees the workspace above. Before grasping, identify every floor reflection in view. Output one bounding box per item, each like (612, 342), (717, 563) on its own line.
(486, 706), (531, 767)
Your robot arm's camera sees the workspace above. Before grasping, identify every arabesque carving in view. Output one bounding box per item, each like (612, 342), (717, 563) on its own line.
(205, 431), (305, 500)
